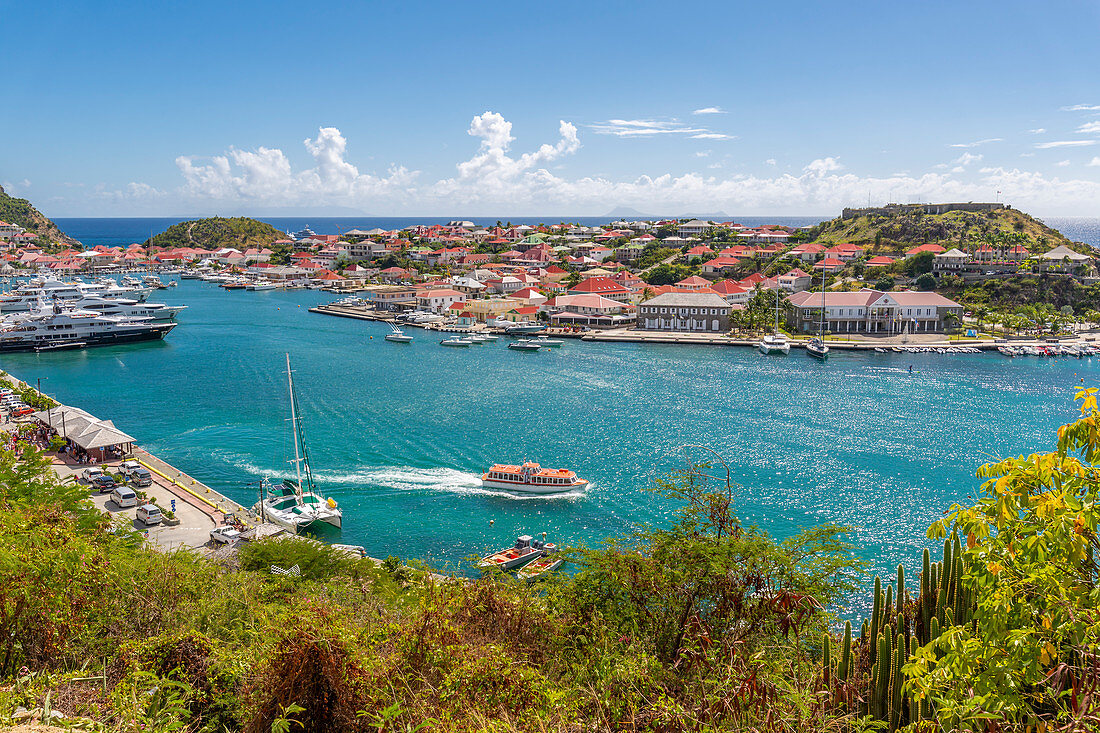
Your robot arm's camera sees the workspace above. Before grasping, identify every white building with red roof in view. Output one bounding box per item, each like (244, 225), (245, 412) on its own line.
(568, 276), (632, 302)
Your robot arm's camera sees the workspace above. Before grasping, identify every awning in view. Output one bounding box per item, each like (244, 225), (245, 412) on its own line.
(33, 406), (135, 450)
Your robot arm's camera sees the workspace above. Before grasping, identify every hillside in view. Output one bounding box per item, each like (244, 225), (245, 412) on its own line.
(144, 216), (284, 251)
(0, 184), (78, 247)
(808, 206), (1080, 255)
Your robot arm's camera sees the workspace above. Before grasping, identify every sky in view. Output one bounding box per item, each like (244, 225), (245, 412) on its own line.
(3, 0), (1100, 218)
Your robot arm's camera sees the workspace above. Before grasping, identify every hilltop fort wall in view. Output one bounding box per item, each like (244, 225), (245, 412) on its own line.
(841, 202), (1006, 219)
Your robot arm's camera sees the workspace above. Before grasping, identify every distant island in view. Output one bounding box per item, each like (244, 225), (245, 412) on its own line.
(143, 217), (286, 251)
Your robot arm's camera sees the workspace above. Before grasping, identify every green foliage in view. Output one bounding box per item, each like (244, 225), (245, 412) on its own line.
(903, 251), (934, 277)
(145, 217), (284, 251)
(641, 262), (695, 285)
(636, 243), (677, 269)
(913, 272), (937, 291)
(237, 536), (371, 581)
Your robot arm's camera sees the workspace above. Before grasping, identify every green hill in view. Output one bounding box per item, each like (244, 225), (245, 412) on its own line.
(145, 217), (285, 251)
(808, 206), (1080, 255)
(0, 184), (78, 247)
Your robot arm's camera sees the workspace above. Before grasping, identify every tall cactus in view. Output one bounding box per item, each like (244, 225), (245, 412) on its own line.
(838, 620), (853, 681)
(897, 563), (906, 608)
(823, 632), (832, 685)
(870, 576), (883, 665)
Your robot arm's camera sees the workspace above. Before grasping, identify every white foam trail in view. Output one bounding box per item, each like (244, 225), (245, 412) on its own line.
(335, 466), (588, 501)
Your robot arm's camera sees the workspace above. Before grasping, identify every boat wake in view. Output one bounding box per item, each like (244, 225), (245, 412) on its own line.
(348, 466), (587, 500)
(219, 455), (587, 500)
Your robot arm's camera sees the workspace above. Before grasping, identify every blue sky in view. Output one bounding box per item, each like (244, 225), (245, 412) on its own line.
(3, 0), (1100, 217)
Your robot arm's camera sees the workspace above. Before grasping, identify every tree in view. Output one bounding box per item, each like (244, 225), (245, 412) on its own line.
(874, 276), (895, 292)
(914, 272), (937, 291)
(909, 389), (1100, 727)
(904, 251), (935, 276)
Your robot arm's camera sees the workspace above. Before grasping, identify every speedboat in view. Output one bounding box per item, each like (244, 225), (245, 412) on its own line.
(478, 333), (499, 341)
(247, 281), (279, 291)
(504, 322), (546, 335)
(508, 339), (542, 351)
(481, 461), (588, 493)
(758, 332), (790, 355)
(805, 337), (829, 360)
(385, 324), (413, 343)
(440, 336), (472, 347)
(478, 535), (547, 572)
(532, 335), (564, 348)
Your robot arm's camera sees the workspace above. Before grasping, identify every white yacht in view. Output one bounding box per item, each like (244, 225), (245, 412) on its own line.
(0, 278), (153, 312)
(0, 303), (177, 352)
(50, 295), (186, 322)
(253, 355), (342, 532)
(758, 332), (791, 355)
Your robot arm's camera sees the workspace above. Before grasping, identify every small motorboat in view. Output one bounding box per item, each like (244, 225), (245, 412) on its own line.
(478, 535), (546, 572)
(467, 334), (489, 344)
(508, 339), (542, 352)
(440, 336), (472, 347)
(532, 336), (564, 348)
(478, 333), (499, 341)
(516, 544), (564, 581)
(385, 324), (413, 343)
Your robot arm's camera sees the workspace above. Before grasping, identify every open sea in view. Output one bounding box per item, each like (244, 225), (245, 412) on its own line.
(5, 216), (1099, 606)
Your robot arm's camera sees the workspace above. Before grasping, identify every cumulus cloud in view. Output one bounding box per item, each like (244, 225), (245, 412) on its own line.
(1089, 157), (1100, 167)
(949, 138), (1002, 148)
(1077, 121), (1100, 134)
(175, 126), (419, 206)
(803, 157), (842, 175)
(1034, 140), (1096, 149)
(692, 107), (725, 115)
(125, 114), (1100, 217)
(765, 159), (777, 166)
(1056, 160), (1071, 167)
(1028, 128), (1046, 134)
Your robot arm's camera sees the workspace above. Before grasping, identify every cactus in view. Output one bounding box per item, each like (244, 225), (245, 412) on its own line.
(897, 563), (906, 607)
(884, 583), (894, 622)
(823, 632), (832, 684)
(838, 620), (853, 681)
(870, 576), (883, 664)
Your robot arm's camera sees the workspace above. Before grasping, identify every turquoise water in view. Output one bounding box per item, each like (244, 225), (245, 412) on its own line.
(1, 281), (1095, 590)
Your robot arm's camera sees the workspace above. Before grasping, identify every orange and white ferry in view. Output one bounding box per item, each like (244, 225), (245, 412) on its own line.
(481, 461), (588, 494)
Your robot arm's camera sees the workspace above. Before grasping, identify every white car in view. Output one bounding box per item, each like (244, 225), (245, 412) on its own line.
(81, 467), (105, 482)
(119, 460), (142, 476)
(210, 526), (241, 544)
(136, 505), (162, 525)
(110, 487), (138, 509)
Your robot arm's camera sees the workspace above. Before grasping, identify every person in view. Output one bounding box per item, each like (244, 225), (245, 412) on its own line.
(908, 365), (913, 373)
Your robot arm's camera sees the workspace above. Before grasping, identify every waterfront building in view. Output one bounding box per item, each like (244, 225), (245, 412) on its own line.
(358, 285), (417, 310)
(637, 292), (732, 333)
(415, 288), (466, 314)
(465, 298), (523, 323)
(568, 276), (632, 302)
(541, 294), (636, 329)
(787, 289), (964, 334)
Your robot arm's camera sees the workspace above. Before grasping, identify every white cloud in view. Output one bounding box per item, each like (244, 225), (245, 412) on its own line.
(130, 115), (1100, 217)
(1062, 104), (1100, 111)
(1, 178), (31, 195)
(1028, 128), (1046, 134)
(1034, 140), (1096, 149)
(692, 107), (725, 115)
(765, 159), (777, 166)
(803, 157), (843, 175)
(1089, 157), (1100, 167)
(1077, 121), (1100, 134)
(707, 162), (722, 169)
(948, 138), (1002, 148)
(1056, 160), (1071, 167)
(589, 118), (732, 140)
(694, 151), (711, 158)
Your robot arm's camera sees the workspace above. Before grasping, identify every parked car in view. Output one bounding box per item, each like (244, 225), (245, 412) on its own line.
(128, 467), (153, 487)
(11, 406), (34, 417)
(210, 526), (241, 544)
(110, 487), (138, 508)
(119, 460), (142, 475)
(92, 474), (118, 492)
(136, 505), (162, 525)
(81, 467), (105, 482)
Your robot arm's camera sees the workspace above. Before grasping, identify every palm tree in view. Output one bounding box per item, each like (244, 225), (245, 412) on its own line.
(975, 306), (989, 333)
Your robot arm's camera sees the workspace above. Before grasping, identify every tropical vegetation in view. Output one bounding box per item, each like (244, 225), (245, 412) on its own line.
(144, 217), (286, 251)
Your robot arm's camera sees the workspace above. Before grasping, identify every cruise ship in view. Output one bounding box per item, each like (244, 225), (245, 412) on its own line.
(0, 303), (177, 352)
(481, 462), (588, 494)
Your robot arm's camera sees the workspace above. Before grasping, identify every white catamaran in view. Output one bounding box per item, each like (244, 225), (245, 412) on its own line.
(253, 354), (343, 532)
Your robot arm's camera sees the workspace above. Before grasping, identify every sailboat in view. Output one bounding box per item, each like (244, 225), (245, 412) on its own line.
(757, 283), (790, 355)
(253, 354), (343, 532)
(805, 274), (829, 360)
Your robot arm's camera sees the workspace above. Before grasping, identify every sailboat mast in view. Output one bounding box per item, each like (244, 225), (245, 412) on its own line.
(287, 353), (303, 494)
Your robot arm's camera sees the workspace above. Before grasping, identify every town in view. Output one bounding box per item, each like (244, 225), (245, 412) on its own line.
(1, 204), (1096, 346)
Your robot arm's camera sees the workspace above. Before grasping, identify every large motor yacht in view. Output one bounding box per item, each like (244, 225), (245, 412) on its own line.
(0, 303), (177, 352)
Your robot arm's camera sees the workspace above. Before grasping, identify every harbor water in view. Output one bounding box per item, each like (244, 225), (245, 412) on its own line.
(1, 279), (1095, 589)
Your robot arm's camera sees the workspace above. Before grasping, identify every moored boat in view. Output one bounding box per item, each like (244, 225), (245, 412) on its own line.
(440, 336), (471, 347)
(758, 332), (790, 355)
(508, 339), (542, 351)
(385, 323), (413, 343)
(481, 461), (588, 493)
(516, 544), (563, 581)
(478, 535), (546, 572)
(532, 335), (564, 347)
(806, 337), (829, 360)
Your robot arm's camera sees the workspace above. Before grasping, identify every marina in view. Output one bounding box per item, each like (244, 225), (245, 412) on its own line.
(1, 278), (1096, 582)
